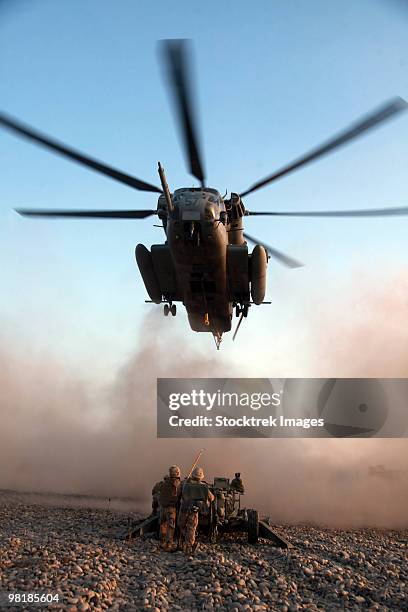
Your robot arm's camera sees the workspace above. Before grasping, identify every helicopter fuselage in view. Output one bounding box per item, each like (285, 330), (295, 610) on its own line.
(136, 187), (256, 340)
(166, 188), (234, 334)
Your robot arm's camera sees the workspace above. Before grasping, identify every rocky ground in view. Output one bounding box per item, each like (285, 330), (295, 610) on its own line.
(0, 491), (407, 611)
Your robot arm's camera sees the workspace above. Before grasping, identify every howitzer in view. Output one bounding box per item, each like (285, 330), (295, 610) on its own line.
(123, 469), (291, 549)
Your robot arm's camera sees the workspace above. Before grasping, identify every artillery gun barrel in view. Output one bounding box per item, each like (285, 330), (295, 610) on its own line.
(186, 448), (205, 479)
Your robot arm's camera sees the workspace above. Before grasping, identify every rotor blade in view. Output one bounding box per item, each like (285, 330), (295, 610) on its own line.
(0, 112), (162, 193)
(244, 232), (303, 269)
(240, 97), (408, 198)
(16, 208), (157, 219)
(160, 39), (206, 186)
(246, 206), (408, 218)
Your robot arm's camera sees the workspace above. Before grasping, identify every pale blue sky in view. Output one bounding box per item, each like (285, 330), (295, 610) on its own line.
(0, 0), (407, 375)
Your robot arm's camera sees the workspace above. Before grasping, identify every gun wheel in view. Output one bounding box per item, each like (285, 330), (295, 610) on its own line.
(247, 509), (259, 544)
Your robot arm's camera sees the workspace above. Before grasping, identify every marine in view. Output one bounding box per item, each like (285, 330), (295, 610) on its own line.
(230, 472), (245, 494)
(157, 465), (181, 551)
(151, 476), (166, 514)
(178, 466), (215, 555)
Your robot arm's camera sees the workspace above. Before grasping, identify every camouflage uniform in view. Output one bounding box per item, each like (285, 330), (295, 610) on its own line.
(230, 473), (245, 494)
(151, 477), (165, 514)
(178, 507), (199, 552)
(178, 467), (214, 555)
(157, 466), (181, 550)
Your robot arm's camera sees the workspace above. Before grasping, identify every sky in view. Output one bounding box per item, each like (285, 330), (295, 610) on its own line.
(0, 0), (407, 377)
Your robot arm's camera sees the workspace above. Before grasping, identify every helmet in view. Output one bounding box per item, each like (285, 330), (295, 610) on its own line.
(192, 466), (204, 480)
(169, 465), (181, 478)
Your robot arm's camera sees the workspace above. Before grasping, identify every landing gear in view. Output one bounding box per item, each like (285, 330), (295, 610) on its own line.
(232, 303), (249, 341)
(235, 303), (249, 318)
(164, 303), (177, 317)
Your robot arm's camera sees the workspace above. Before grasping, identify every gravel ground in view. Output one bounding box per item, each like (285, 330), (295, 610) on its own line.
(0, 491), (407, 611)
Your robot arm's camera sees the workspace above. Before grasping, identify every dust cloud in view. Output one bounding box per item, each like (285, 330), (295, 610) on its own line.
(313, 268), (408, 377)
(0, 271), (407, 528)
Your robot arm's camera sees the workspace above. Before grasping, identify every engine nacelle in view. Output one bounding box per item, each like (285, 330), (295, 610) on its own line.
(250, 245), (268, 305)
(135, 244), (162, 304)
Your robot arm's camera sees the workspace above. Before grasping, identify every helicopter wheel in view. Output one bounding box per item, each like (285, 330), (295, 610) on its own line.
(243, 304), (249, 318)
(171, 304), (177, 317)
(235, 306), (240, 318)
(164, 304), (170, 317)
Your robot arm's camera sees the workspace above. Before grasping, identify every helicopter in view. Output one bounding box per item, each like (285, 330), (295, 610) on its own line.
(1, 40), (408, 349)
